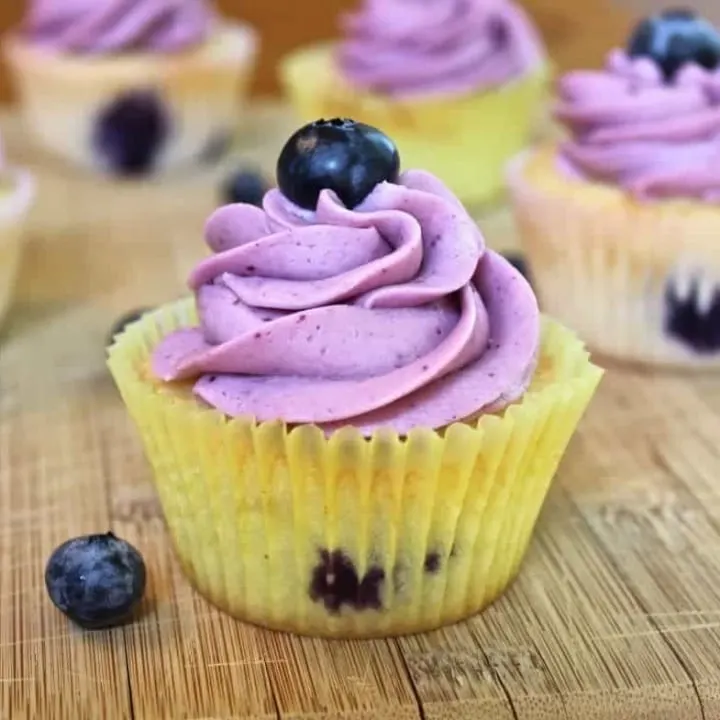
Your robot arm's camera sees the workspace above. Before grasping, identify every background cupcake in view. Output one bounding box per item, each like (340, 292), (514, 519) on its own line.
(108, 119), (601, 638)
(509, 9), (720, 368)
(281, 0), (549, 206)
(3, 0), (258, 177)
(0, 134), (35, 329)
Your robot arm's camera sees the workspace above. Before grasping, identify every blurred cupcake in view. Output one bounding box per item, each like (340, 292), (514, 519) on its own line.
(108, 119), (601, 638)
(0, 137), (35, 329)
(509, 10), (720, 368)
(280, 0), (549, 206)
(3, 0), (258, 177)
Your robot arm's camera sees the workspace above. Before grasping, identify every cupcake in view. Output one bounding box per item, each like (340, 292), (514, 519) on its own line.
(509, 10), (720, 367)
(3, 0), (258, 177)
(280, 0), (549, 206)
(0, 136), (36, 329)
(108, 119), (601, 638)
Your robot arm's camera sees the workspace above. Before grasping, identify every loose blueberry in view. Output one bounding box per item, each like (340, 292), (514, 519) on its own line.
(627, 9), (720, 80)
(106, 307), (152, 347)
(93, 90), (169, 176)
(276, 118), (400, 210)
(45, 532), (146, 630)
(664, 276), (720, 353)
(502, 252), (532, 285)
(221, 168), (269, 207)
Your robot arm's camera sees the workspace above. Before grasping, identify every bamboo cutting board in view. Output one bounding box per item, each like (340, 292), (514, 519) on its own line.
(2, 105), (720, 720)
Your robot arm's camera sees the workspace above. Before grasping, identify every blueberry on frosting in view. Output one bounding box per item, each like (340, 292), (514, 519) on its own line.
(276, 118), (400, 210)
(627, 9), (720, 81)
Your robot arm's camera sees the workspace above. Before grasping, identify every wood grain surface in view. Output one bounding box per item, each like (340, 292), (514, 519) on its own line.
(0, 0), (636, 100)
(3, 106), (720, 719)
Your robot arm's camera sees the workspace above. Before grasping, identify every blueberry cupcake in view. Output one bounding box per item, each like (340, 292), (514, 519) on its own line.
(0, 135), (36, 329)
(280, 0), (549, 206)
(509, 10), (720, 367)
(3, 0), (257, 177)
(108, 119), (601, 638)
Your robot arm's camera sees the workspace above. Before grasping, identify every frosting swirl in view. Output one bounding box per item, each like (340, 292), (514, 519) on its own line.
(152, 171), (539, 435)
(335, 0), (546, 98)
(556, 49), (720, 200)
(23, 0), (216, 54)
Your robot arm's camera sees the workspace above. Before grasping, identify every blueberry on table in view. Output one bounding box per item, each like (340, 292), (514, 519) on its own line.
(276, 118), (400, 210)
(106, 307), (152, 347)
(627, 9), (720, 80)
(221, 168), (269, 207)
(93, 90), (169, 177)
(45, 532), (146, 630)
(502, 252), (532, 285)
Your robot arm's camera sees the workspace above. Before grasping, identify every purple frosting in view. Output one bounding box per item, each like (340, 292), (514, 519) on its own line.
(152, 171), (540, 435)
(556, 49), (720, 201)
(23, 0), (216, 54)
(335, 0), (546, 98)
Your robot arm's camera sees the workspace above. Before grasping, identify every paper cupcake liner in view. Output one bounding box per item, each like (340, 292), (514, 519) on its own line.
(508, 146), (720, 369)
(3, 23), (257, 175)
(108, 298), (601, 638)
(0, 169), (36, 328)
(280, 43), (549, 208)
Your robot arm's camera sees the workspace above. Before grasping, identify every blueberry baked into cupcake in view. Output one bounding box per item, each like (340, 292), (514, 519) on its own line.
(108, 119), (601, 638)
(509, 9), (720, 367)
(3, 0), (257, 177)
(0, 134), (36, 330)
(281, 0), (549, 206)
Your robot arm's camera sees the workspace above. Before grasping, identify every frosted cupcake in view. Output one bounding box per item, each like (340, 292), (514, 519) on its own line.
(509, 10), (720, 367)
(108, 119), (601, 638)
(3, 0), (257, 177)
(0, 136), (36, 329)
(280, 0), (549, 206)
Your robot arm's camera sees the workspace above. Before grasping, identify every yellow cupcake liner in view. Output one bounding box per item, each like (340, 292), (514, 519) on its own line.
(3, 24), (257, 174)
(508, 146), (720, 368)
(0, 170), (35, 329)
(280, 43), (550, 208)
(108, 298), (601, 638)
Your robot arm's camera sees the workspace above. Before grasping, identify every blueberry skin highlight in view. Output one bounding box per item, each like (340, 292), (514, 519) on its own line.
(276, 118), (400, 211)
(627, 9), (720, 80)
(45, 532), (147, 630)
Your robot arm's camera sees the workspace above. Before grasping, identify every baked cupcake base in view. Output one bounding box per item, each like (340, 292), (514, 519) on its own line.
(280, 43), (549, 208)
(0, 170), (35, 328)
(509, 146), (720, 368)
(3, 23), (257, 176)
(108, 298), (601, 638)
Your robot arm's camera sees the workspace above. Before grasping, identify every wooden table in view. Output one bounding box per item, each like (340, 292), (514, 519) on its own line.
(3, 106), (720, 719)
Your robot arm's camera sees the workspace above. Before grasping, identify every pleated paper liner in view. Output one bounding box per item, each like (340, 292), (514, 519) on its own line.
(0, 169), (35, 329)
(280, 43), (550, 209)
(3, 24), (257, 174)
(108, 298), (602, 638)
(508, 146), (720, 369)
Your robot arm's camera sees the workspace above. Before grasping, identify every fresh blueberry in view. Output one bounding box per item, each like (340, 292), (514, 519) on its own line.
(627, 9), (720, 80)
(502, 252), (532, 285)
(45, 532), (146, 630)
(93, 90), (169, 176)
(221, 168), (269, 207)
(276, 118), (400, 210)
(664, 276), (720, 353)
(106, 307), (152, 347)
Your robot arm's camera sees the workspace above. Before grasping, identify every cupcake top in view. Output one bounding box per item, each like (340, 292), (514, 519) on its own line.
(335, 0), (546, 98)
(23, 0), (217, 54)
(152, 119), (540, 435)
(556, 10), (720, 201)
